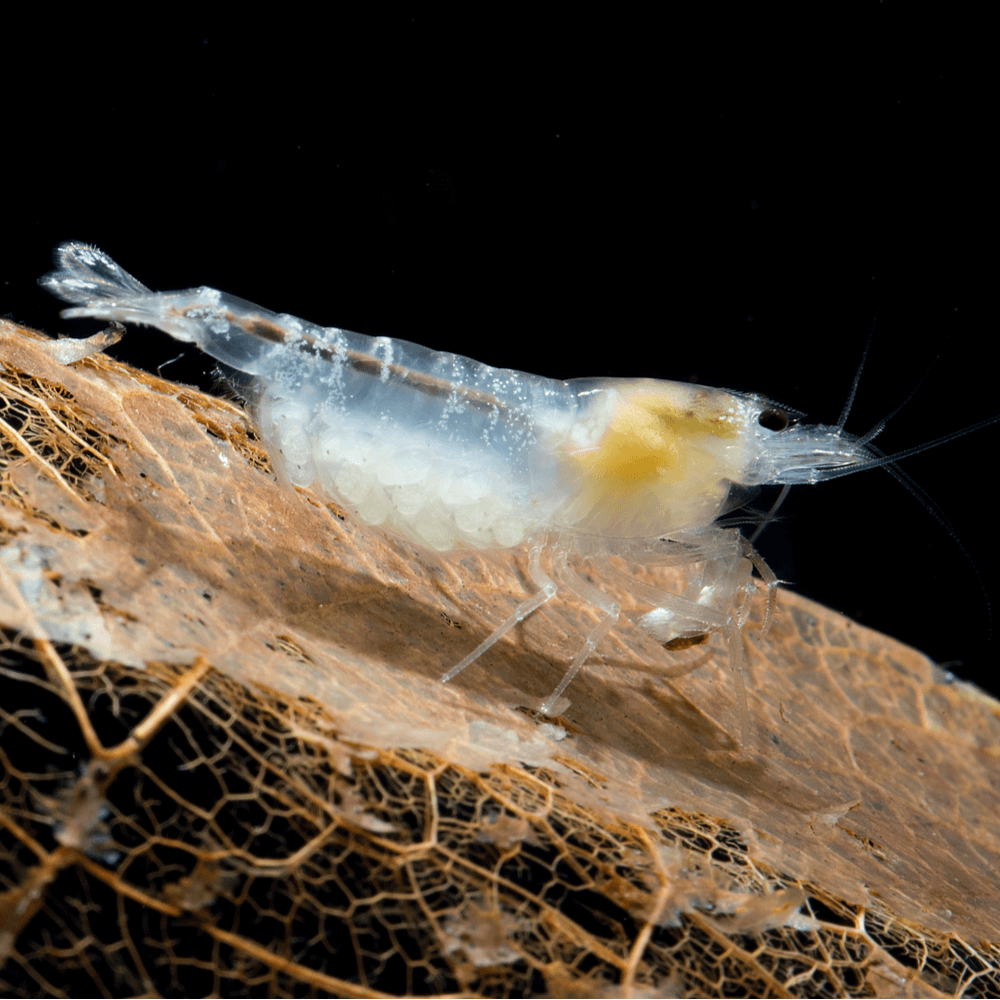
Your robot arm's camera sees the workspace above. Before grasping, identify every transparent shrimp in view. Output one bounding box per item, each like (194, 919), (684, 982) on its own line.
(41, 242), (901, 742)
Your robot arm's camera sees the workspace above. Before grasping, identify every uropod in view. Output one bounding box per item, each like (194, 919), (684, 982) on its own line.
(41, 242), (977, 742)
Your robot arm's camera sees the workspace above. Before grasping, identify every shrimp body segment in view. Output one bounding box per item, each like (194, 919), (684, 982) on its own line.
(41, 243), (876, 734)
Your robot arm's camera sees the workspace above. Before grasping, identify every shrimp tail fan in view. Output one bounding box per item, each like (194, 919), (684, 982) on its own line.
(40, 242), (152, 307)
(39, 242), (205, 344)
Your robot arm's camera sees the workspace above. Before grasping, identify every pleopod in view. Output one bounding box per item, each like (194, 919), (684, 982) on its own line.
(41, 242), (940, 741)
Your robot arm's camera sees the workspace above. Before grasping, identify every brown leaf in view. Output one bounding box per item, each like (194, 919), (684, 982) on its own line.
(0, 319), (997, 997)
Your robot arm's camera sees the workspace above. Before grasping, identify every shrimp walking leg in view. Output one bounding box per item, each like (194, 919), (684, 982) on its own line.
(741, 538), (779, 638)
(594, 532), (773, 742)
(539, 552), (621, 715)
(726, 620), (752, 745)
(439, 539), (557, 684)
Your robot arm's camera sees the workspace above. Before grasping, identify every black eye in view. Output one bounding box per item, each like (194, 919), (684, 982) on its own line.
(758, 407), (789, 431)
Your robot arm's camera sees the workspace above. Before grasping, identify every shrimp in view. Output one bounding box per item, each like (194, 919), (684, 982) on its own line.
(40, 242), (893, 742)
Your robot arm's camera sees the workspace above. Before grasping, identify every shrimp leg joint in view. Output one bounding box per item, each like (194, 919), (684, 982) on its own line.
(40, 242), (882, 743)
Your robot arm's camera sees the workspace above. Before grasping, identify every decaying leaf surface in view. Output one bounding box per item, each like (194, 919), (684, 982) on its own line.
(0, 318), (997, 998)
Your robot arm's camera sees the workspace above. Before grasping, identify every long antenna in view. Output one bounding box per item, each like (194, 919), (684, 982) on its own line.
(835, 310), (878, 432)
(748, 484), (790, 545)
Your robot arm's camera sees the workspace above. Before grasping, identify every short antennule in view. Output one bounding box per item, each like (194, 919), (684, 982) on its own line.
(750, 423), (873, 486)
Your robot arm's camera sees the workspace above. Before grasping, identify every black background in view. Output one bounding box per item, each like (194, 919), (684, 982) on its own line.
(5, 14), (997, 698)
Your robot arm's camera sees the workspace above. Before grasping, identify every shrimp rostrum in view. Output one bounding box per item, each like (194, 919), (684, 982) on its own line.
(41, 243), (881, 740)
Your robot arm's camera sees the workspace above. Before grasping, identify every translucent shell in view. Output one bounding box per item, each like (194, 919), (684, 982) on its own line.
(41, 242), (875, 741)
